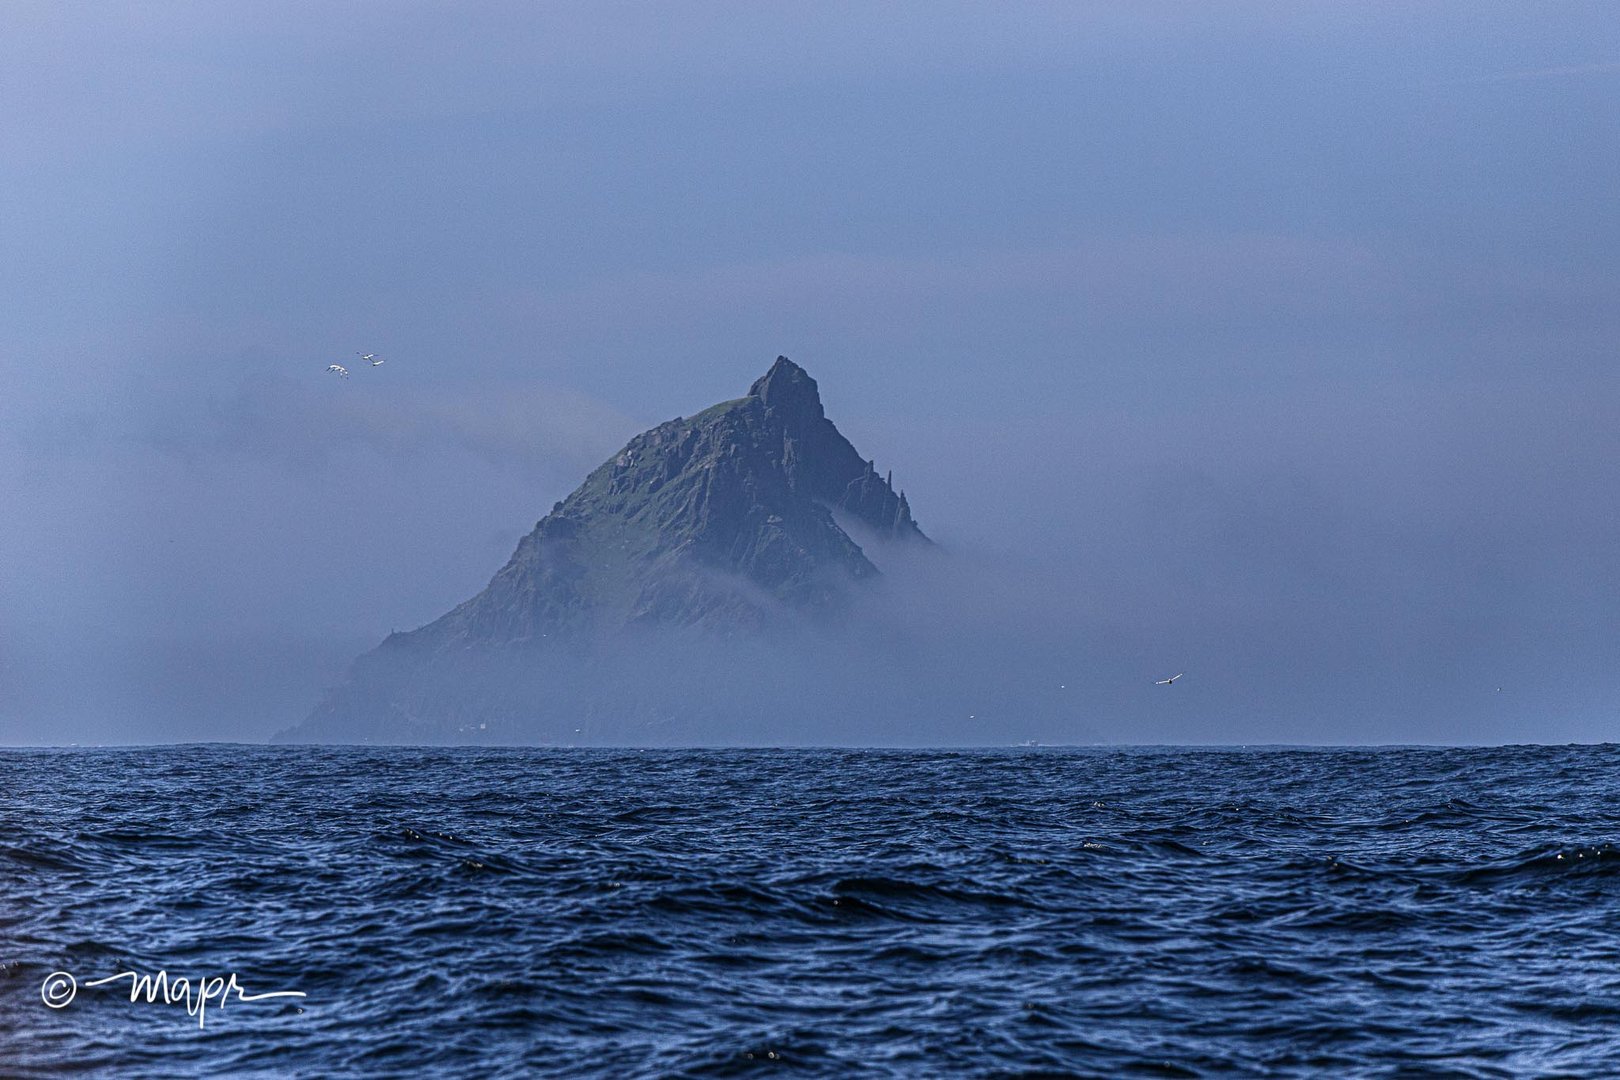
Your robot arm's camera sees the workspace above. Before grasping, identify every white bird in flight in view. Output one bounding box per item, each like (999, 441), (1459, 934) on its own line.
(326, 364), (349, 378)
(1155, 673), (1183, 686)
(358, 352), (383, 366)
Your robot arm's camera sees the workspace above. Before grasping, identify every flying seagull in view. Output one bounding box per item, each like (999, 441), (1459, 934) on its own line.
(326, 364), (349, 378)
(1155, 673), (1183, 686)
(358, 352), (383, 366)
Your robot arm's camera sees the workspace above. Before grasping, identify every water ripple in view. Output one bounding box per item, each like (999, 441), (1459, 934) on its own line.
(2, 744), (1618, 1076)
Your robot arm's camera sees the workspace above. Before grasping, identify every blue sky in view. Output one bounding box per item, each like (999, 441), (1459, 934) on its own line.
(2, 2), (1616, 743)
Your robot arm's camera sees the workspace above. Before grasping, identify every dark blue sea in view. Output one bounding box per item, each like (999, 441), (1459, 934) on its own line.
(4, 746), (1619, 1077)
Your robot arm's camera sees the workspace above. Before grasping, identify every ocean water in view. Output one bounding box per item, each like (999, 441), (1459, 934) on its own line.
(3, 745), (1619, 1077)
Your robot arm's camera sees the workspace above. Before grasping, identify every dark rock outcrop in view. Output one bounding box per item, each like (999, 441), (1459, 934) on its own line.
(278, 357), (930, 743)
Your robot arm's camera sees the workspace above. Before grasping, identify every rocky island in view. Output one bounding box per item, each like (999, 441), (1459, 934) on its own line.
(278, 357), (935, 744)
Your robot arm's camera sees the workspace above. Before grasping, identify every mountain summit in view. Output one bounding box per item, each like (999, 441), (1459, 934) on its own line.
(281, 357), (930, 743)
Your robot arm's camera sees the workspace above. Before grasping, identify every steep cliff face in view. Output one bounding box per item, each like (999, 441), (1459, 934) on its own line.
(280, 357), (930, 743)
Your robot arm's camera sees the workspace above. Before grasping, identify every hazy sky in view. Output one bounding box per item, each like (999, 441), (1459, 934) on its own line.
(3, 2), (1616, 744)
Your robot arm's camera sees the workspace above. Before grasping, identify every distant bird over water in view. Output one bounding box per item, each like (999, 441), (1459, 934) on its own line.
(358, 352), (383, 366)
(1155, 673), (1183, 686)
(326, 364), (349, 378)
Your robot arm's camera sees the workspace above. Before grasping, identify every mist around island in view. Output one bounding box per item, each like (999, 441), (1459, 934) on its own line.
(2, 4), (1616, 746)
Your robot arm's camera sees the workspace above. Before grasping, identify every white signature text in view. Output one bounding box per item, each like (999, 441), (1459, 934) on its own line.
(42, 969), (305, 1028)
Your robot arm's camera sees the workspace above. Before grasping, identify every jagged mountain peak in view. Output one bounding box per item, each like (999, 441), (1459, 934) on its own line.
(282, 356), (932, 742)
(748, 355), (825, 425)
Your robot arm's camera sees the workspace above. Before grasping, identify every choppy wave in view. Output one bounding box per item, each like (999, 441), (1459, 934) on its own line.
(3, 744), (1619, 1076)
